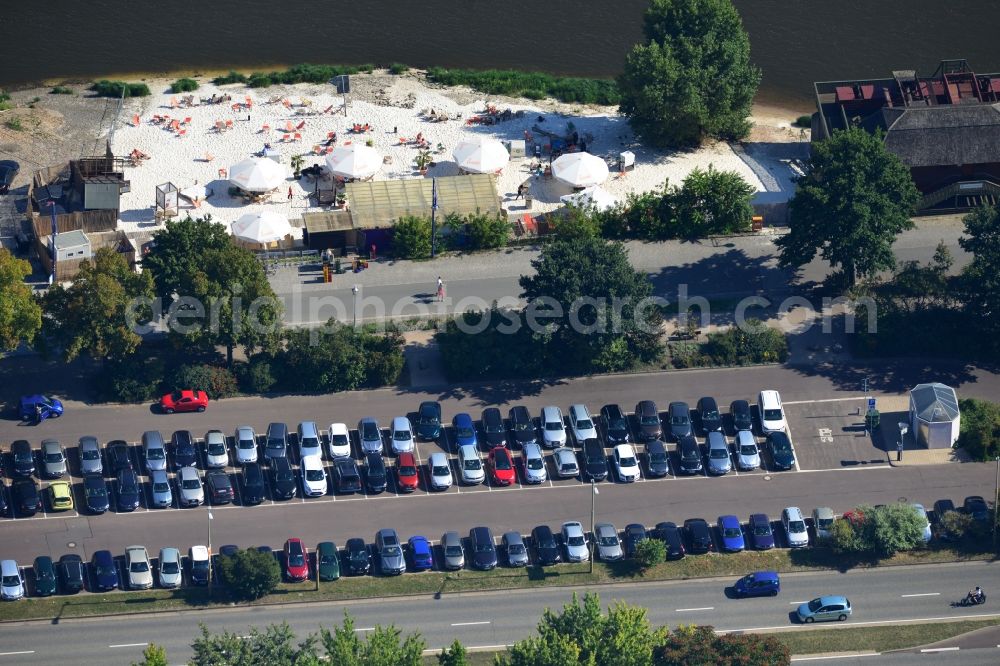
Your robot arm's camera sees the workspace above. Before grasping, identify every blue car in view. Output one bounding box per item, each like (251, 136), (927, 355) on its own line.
(452, 413), (477, 448)
(717, 515), (745, 552)
(19, 395), (63, 422)
(748, 513), (775, 550)
(408, 536), (434, 571)
(733, 571), (780, 598)
(91, 550), (119, 591)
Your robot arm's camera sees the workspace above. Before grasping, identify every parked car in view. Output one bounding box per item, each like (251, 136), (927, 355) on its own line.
(717, 515), (745, 552)
(408, 536), (434, 571)
(297, 422), (322, 460)
(676, 436), (703, 475)
(508, 406), (537, 447)
(375, 529), (406, 575)
(552, 447), (580, 478)
(344, 538), (371, 575)
(757, 390), (786, 434)
(655, 521), (686, 560)
(452, 413), (478, 448)
(613, 444), (640, 482)
(332, 459), (363, 494)
(734, 571), (781, 598)
(481, 407), (507, 448)
(241, 462), (266, 505)
(541, 406), (567, 448)
(189, 546), (210, 585)
(0, 560), (24, 600)
(645, 440), (669, 478)
(234, 426), (259, 464)
(706, 432), (732, 475)
(767, 431), (796, 471)
(667, 402), (693, 440)
(488, 447), (516, 486)
(812, 507), (836, 540)
(470, 526), (498, 570)
(0, 482), (7, 517)
(748, 513), (775, 550)
(735, 431), (760, 470)
(107, 440), (132, 474)
(364, 451), (387, 494)
(581, 438), (608, 481)
(964, 495), (990, 522)
(441, 531), (465, 570)
(390, 416), (415, 454)
(204, 430), (228, 468)
(158, 547), (182, 588)
(594, 523), (623, 561)
(10, 439), (35, 477)
(601, 404), (630, 444)
(57, 554), (85, 594)
(797, 596), (852, 623)
(684, 518), (713, 553)
(532, 525), (561, 565)
(521, 442), (548, 484)
(92, 550), (119, 591)
(561, 522), (589, 562)
(159, 389), (208, 414)
(116, 467), (141, 512)
(206, 469), (235, 504)
(782, 507), (809, 548)
(19, 394), (63, 421)
(635, 400), (662, 441)
(79, 436), (104, 475)
(172, 430), (197, 469)
(271, 456), (297, 499)
(569, 404), (598, 443)
(911, 503), (932, 543)
(0, 159), (18, 194)
(358, 417), (383, 455)
(697, 397), (723, 434)
(421, 452), (448, 491)
(284, 538), (309, 581)
(40, 439), (68, 478)
(299, 456), (327, 497)
(317, 541), (341, 581)
(12, 477), (41, 516)
(396, 452), (419, 492)
(48, 480), (74, 512)
(126, 546), (153, 590)
(458, 444), (485, 485)
(416, 401), (442, 441)
(622, 523), (647, 558)
(730, 399), (754, 433)
(83, 474), (110, 514)
(326, 423), (351, 459)
(264, 422), (289, 462)
(33, 556), (57, 596)
(138, 432), (166, 475)
(503, 532), (530, 567)
(177, 466), (204, 507)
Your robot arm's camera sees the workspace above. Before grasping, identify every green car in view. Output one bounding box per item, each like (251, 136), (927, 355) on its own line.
(317, 542), (340, 581)
(33, 556), (57, 597)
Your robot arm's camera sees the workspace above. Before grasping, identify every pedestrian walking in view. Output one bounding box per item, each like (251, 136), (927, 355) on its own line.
(371, 243), (377, 260)
(436, 276), (444, 302)
(287, 186), (293, 200)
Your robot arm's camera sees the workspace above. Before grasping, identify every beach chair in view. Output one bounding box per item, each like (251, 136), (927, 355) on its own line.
(324, 146), (334, 154)
(327, 131), (336, 139)
(284, 120), (294, 132)
(261, 124), (270, 133)
(225, 120), (234, 130)
(293, 132), (302, 142)
(132, 114), (141, 127)
(170, 97), (178, 108)
(183, 116), (192, 125)
(177, 129), (187, 138)
(295, 120), (306, 130)
(282, 99), (292, 109)
(218, 168), (227, 179)
(170, 119), (181, 131)
(245, 96), (253, 108)
(204, 153), (215, 162)
(322, 105), (334, 114)
(281, 134), (291, 142)
(214, 120), (225, 132)
(312, 145), (322, 155)
(344, 140), (352, 146)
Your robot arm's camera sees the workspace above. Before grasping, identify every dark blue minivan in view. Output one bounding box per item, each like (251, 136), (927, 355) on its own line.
(733, 571), (780, 598)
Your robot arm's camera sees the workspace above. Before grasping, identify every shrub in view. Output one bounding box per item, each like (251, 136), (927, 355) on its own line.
(701, 321), (788, 366)
(4, 118), (23, 131)
(392, 215), (433, 259)
(277, 325), (405, 393)
(793, 114), (812, 128)
(170, 363), (238, 399)
(90, 80), (151, 97)
(957, 398), (1000, 461)
(464, 212), (511, 250)
(633, 538), (666, 570)
(218, 548), (280, 601)
(96, 356), (165, 403)
(425, 67), (620, 105)
(247, 72), (273, 88)
(437, 639), (468, 666)
(388, 63), (409, 75)
(49, 86), (73, 95)
(240, 356), (277, 393)
(0, 91), (9, 103)
(939, 510), (973, 541)
(170, 77), (199, 93)
(212, 71), (248, 85)
(832, 503), (928, 558)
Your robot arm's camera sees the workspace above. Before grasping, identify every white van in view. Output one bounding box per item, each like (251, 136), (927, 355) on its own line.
(782, 507), (809, 548)
(757, 390), (787, 434)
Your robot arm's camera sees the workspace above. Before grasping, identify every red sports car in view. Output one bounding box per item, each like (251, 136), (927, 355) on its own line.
(488, 447), (516, 486)
(159, 390), (209, 414)
(396, 452), (419, 492)
(284, 538), (308, 581)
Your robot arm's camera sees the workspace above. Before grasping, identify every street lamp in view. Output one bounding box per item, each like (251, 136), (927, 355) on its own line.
(993, 456), (999, 550)
(589, 480), (599, 574)
(352, 284), (360, 327)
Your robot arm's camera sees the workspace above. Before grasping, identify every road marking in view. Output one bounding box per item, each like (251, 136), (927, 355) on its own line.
(791, 655), (879, 662)
(675, 606), (714, 612)
(901, 592), (940, 598)
(109, 643), (148, 648)
(353, 627), (375, 632)
(920, 647), (959, 653)
(818, 428), (833, 443)
(451, 621), (491, 626)
(422, 644), (511, 654)
(0, 652), (36, 657)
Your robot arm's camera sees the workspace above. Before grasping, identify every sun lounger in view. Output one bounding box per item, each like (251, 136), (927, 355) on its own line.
(281, 134), (291, 142)
(293, 132), (302, 142)
(204, 153), (214, 162)
(245, 96), (253, 107)
(132, 114), (141, 127)
(312, 145), (322, 155)
(170, 119), (181, 131)
(177, 129), (187, 138)
(322, 105), (334, 114)
(261, 124), (270, 133)
(284, 121), (294, 132)
(282, 99), (292, 109)
(215, 120), (225, 132)
(170, 97), (178, 108)
(183, 116), (192, 125)
(225, 120), (233, 129)
(324, 146), (334, 154)
(295, 120), (306, 130)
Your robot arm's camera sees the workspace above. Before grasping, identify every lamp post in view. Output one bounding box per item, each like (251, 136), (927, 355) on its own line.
(352, 284), (359, 328)
(993, 456), (999, 550)
(589, 480), (598, 574)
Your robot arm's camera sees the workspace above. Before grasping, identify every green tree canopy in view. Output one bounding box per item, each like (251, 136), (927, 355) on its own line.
(956, 397), (1000, 461)
(318, 611), (425, 666)
(634, 538), (667, 570)
(142, 215), (231, 302)
(190, 622), (318, 666)
(656, 625), (790, 665)
(618, 0), (761, 148)
(218, 547), (281, 601)
(673, 166), (755, 237)
(280, 323), (405, 392)
(0, 248), (42, 351)
(438, 639), (469, 666)
(392, 215), (433, 259)
(831, 503), (927, 558)
(959, 203), (1000, 346)
(776, 127), (920, 287)
(132, 643), (168, 666)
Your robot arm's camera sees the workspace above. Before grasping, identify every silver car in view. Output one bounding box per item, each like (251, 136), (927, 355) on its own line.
(390, 416), (415, 454)
(41, 439), (67, 478)
(735, 431), (760, 470)
(457, 444), (485, 485)
(522, 442), (548, 484)
(142, 431), (167, 473)
(595, 522), (624, 561)
(79, 436), (103, 475)
(552, 447), (579, 478)
(562, 521), (589, 562)
(178, 466), (204, 507)
(427, 452), (453, 490)
(358, 417), (383, 455)
(568, 404), (598, 444)
(442, 531), (465, 570)
(375, 528), (406, 575)
(706, 431), (732, 475)
(502, 532), (529, 567)
(126, 545), (153, 590)
(541, 406), (567, 448)
(149, 469), (173, 508)
(234, 426), (258, 464)
(158, 547), (182, 588)
(204, 430), (228, 468)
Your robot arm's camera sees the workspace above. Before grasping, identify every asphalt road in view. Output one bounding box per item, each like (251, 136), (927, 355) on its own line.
(0, 562), (997, 664)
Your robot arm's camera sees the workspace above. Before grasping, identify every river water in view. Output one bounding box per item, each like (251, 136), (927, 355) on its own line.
(2, 0), (998, 106)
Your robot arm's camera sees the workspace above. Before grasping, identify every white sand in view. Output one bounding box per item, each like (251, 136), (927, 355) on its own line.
(112, 74), (801, 237)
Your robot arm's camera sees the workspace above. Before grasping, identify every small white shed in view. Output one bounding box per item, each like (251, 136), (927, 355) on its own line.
(50, 229), (92, 262)
(909, 382), (960, 449)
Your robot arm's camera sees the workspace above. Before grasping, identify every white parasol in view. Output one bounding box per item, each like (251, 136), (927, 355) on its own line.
(325, 144), (382, 179)
(228, 158), (287, 193)
(551, 152), (610, 188)
(231, 211), (292, 244)
(452, 137), (510, 174)
(560, 186), (619, 211)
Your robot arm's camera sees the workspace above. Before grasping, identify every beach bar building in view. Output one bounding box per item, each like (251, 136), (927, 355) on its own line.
(812, 59), (1000, 213)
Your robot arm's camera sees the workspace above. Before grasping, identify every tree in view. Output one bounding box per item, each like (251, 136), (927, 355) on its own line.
(552, 205), (603, 241)
(618, 0), (760, 148)
(939, 509), (973, 541)
(279, 323), (405, 392)
(956, 398), (1000, 461)
(40, 247), (154, 362)
(217, 547), (281, 601)
(438, 639), (469, 666)
(465, 212), (511, 250)
(673, 166), (755, 237)
(392, 215), (433, 259)
(831, 503), (927, 558)
(634, 538), (667, 570)
(959, 203), (1000, 346)
(657, 625), (790, 665)
(776, 127), (920, 287)
(132, 643), (168, 666)
(318, 611), (425, 666)
(141, 216), (231, 303)
(0, 248), (42, 351)
(190, 622), (316, 666)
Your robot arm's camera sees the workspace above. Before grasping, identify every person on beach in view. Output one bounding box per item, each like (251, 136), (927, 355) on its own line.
(287, 187), (293, 200)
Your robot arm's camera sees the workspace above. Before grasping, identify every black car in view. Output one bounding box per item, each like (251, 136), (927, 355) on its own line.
(730, 400), (753, 433)
(684, 518), (714, 553)
(205, 470), (234, 504)
(697, 397), (723, 434)
(415, 401), (442, 441)
(364, 452), (387, 494)
(12, 477), (41, 516)
(470, 526), (498, 570)
(481, 407), (507, 448)
(116, 468), (141, 511)
(600, 404), (630, 444)
(508, 406), (537, 447)
(581, 438), (608, 481)
(0, 481), (8, 517)
(344, 538), (371, 575)
(333, 459), (363, 494)
(57, 554), (85, 594)
(11, 440), (35, 477)
(531, 525), (561, 565)
(766, 431), (795, 470)
(83, 474), (110, 514)
(635, 400), (662, 441)
(655, 521), (686, 560)
(107, 440), (133, 474)
(172, 430), (197, 468)
(622, 523), (647, 557)
(645, 440), (669, 477)
(667, 402), (693, 440)
(241, 463), (266, 505)
(270, 457), (297, 500)
(676, 436), (703, 475)
(92, 550), (119, 591)
(34, 556), (57, 597)
(964, 495), (990, 522)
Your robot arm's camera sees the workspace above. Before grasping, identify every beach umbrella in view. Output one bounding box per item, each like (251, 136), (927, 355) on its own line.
(551, 152), (610, 188)
(452, 137), (509, 174)
(231, 210), (292, 244)
(229, 158), (287, 193)
(560, 186), (618, 211)
(325, 144), (382, 180)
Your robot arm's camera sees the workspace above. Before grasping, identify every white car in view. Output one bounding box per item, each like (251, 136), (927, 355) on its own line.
(126, 545), (153, 590)
(912, 503), (932, 543)
(300, 455), (328, 497)
(158, 547), (182, 588)
(298, 422), (323, 460)
(782, 507), (809, 548)
(522, 442), (548, 484)
(204, 430), (229, 468)
(613, 444), (640, 482)
(541, 406), (567, 448)
(427, 452), (453, 490)
(390, 416), (415, 454)
(327, 423), (352, 459)
(0, 560), (24, 600)
(757, 390), (787, 434)
(178, 466), (204, 507)
(234, 426), (258, 464)
(561, 521), (590, 562)
(735, 431), (760, 470)
(552, 447), (580, 478)
(457, 444), (485, 485)
(568, 404), (598, 443)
